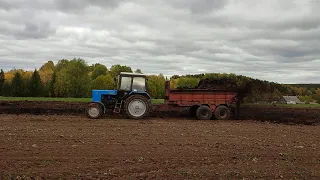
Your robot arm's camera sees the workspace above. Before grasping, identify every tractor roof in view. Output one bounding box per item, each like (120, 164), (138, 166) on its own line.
(120, 72), (146, 77)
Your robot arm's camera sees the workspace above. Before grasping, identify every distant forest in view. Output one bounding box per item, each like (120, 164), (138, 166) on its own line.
(0, 58), (320, 103)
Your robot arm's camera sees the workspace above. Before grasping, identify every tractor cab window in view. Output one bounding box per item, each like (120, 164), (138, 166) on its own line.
(120, 77), (132, 91)
(132, 77), (146, 92)
(119, 76), (146, 92)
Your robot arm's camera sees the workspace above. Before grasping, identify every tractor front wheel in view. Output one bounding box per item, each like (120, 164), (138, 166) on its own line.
(86, 103), (103, 119)
(124, 95), (150, 119)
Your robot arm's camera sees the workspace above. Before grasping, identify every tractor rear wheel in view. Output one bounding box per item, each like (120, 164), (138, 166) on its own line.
(86, 103), (103, 119)
(124, 95), (150, 119)
(196, 105), (212, 120)
(214, 105), (231, 120)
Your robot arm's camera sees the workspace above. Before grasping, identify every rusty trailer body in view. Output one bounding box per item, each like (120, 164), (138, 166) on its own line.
(160, 81), (241, 120)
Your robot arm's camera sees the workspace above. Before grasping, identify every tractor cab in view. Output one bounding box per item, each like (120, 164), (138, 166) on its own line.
(117, 72), (148, 100)
(117, 72), (147, 92)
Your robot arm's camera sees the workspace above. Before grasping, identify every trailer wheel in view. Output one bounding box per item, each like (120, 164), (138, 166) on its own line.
(124, 95), (150, 119)
(86, 103), (103, 119)
(214, 105), (231, 120)
(196, 105), (212, 120)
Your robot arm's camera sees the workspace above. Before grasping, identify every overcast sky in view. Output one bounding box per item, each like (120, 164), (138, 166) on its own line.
(0, 0), (320, 83)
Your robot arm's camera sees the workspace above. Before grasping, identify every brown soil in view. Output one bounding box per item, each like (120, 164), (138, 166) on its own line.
(0, 101), (86, 115)
(239, 106), (320, 125)
(1, 101), (319, 125)
(0, 114), (319, 179)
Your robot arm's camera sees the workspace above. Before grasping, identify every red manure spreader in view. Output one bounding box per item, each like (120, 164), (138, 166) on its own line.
(156, 81), (245, 120)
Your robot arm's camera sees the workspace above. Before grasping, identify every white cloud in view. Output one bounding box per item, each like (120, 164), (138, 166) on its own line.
(0, 0), (319, 83)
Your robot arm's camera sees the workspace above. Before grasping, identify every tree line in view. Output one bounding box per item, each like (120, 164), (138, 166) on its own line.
(0, 59), (166, 99)
(1, 58), (320, 103)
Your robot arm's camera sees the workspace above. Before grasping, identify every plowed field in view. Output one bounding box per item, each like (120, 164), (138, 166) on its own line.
(0, 101), (319, 125)
(0, 114), (320, 179)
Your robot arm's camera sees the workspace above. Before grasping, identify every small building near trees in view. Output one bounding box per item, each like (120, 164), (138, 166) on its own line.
(278, 96), (303, 104)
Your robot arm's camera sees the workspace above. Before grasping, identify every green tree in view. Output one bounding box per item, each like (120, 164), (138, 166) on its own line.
(49, 71), (57, 97)
(170, 78), (179, 89)
(135, 69), (142, 74)
(40, 61), (54, 71)
(39, 61), (54, 84)
(91, 64), (108, 80)
(147, 76), (158, 98)
(21, 71), (32, 96)
(88, 63), (103, 72)
(314, 88), (320, 103)
(42, 81), (50, 97)
(156, 74), (166, 98)
(11, 72), (24, 97)
(0, 69), (5, 95)
(92, 75), (115, 90)
(55, 59), (70, 72)
(147, 74), (165, 98)
(54, 58), (90, 97)
(2, 81), (11, 97)
(110, 64), (132, 77)
(53, 68), (69, 97)
(171, 75), (180, 79)
(66, 59), (90, 97)
(28, 69), (44, 97)
(176, 77), (199, 89)
(299, 95), (313, 103)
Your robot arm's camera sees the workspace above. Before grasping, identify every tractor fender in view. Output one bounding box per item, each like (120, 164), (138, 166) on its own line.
(128, 91), (151, 100)
(94, 101), (106, 113)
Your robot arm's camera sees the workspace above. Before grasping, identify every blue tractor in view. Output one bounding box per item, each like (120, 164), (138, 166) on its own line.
(86, 72), (151, 119)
